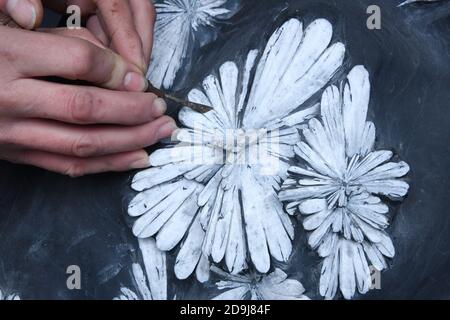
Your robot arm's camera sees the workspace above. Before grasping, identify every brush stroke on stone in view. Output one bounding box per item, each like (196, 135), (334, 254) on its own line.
(113, 238), (167, 300)
(129, 17), (345, 282)
(148, 0), (240, 89)
(398, 0), (445, 6)
(279, 66), (410, 300)
(0, 288), (20, 300)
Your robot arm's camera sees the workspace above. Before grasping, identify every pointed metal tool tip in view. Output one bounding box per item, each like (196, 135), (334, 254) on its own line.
(145, 81), (213, 114)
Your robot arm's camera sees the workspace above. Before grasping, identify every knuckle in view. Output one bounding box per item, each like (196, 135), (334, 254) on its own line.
(68, 41), (96, 78)
(71, 134), (101, 157)
(68, 91), (96, 123)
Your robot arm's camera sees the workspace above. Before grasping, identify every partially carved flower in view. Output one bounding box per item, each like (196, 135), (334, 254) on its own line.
(0, 289), (19, 300)
(279, 66), (410, 299)
(130, 18), (346, 281)
(113, 239), (167, 300)
(212, 267), (309, 300)
(149, 0), (239, 89)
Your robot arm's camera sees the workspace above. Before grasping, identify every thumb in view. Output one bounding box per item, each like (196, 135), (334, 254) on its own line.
(0, 0), (43, 29)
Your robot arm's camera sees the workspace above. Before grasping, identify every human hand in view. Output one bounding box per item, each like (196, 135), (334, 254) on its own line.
(0, 26), (176, 176)
(1, 0), (156, 71)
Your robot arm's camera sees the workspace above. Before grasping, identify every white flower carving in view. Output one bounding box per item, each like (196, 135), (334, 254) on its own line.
(130, 18), (346, 281)
(0, 289), (20, 300)
(114, 239), (167, 300)
(149, 0), (239, 89)
(212, 267), (309, 300)
(279, 66), (410, 299)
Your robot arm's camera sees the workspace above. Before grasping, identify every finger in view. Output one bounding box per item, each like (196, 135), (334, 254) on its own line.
(1, 147), (151, 177)
(0, 27), (147, 91)
(40, 26), (106, 48)
(0, 0), (43, 29)
(95, 0), (146, 71)
(1, 116), (177, 157)
(86, 15), (109, 47)
(129, 0), (156, 70)
(4, 78), (167, 125)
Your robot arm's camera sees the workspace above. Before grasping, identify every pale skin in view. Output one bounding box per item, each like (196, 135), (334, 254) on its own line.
(0, 0), (177, 177)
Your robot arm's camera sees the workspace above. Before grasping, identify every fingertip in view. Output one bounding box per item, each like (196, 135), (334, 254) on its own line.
(128, 150), (150, 169)
(156, 118), (178, 140)
(6, 0), (39, 29)
(153, 98), (167, 116)
(124, 71), (148, 92)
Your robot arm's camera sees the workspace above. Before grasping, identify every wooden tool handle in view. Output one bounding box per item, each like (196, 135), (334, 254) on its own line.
(0, 11), (22, 28)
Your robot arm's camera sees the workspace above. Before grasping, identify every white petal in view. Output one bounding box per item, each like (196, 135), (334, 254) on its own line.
(320, 242), (339, 299)
(198, 168), (224, 206)
(132, 180), (199, 238)
(156, 184), (203, 251)
(364, 179), (410, 199)
(375, 232), (395, 258)
(149, 5), (190, 88)
(196, 254), (211, 283)
(298, 198), (328, 214)
(129, 182), (179, 217)
(211, 188), (235, 263)
(241, 168), (270, 273)
(349, 150), (394, 181)
(225, 189), (247, 274)
(244, 18), (304, 127)
(203, 74), (233, 128)
(259, 276), (309, 300)
(353, 243), (371, 294)
(132, 163), (196, 191)
(131, 263), (152, 300)
(213, 286), (249, 300)
(261, 194), (293, 262)
(339, 239), (356, 299)
(362, 241), (388, 271)
(303, 206), (333, 231)
(280, 104), (320, 127)
(118, 287), (139, 300)
(237, 50), (258, 116)
(138, 238), (167, 300)
(150, 145), (222, 167)
(219, 61), (239, 126)
(244, 19), (344, 128)
(343, 66), (371, 157)
(175, 215), (204, 280)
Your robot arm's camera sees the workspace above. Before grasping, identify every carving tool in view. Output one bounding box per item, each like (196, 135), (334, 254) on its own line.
(0, 12), (213, 114)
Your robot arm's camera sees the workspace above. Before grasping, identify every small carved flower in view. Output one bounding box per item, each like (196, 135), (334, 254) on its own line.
(0, 289), (20, 300)
(212, 267), (309, 300)
(279, 66), (410, 299)
(130, 18), (345, 281)
(114, 239), (167, 300)
(149, 0), (239, 89)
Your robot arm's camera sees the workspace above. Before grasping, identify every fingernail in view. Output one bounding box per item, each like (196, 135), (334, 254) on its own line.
(157, 121), (178, 140)
(7, 0), (36, 29)
(129, 152), (150, 169)
(124, 72), (147, 92)
(153, 98), (167, 115)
